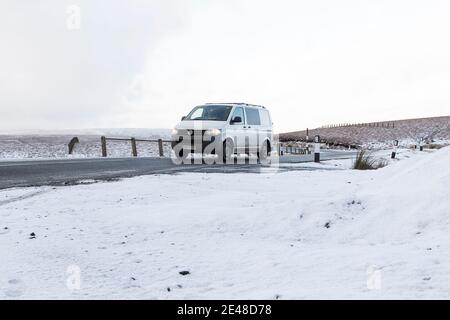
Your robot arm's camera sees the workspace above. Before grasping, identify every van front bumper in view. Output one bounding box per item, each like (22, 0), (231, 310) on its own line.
(171, 136), (220, 154)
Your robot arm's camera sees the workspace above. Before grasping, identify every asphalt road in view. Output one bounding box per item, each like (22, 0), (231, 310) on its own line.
(0, 150), (357, 189)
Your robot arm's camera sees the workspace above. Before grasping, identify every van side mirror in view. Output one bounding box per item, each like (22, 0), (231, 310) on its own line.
(230, 116), (242, 124)
(181, 116), (186, 121)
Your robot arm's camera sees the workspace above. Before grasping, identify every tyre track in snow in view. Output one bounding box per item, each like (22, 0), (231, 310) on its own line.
(0, 188), (51, 206)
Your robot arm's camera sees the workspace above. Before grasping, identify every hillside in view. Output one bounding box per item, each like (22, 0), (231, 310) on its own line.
(280, 115), (450, 147)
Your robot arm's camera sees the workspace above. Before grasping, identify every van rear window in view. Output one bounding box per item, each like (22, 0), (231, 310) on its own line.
(260, 110), (271, 127)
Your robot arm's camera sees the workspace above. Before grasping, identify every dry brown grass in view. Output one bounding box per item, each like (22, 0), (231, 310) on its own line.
(353, 150), (387, 170)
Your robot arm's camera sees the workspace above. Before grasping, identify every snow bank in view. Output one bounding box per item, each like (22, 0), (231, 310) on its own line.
(297, 147), (450, 242)
(354, 146), (450, 242)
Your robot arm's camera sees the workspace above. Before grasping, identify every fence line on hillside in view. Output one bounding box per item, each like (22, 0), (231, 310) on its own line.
(320, 122), (395, 129)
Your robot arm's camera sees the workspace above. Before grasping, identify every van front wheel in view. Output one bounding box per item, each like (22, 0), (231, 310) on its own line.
(223, 140), (234, 164)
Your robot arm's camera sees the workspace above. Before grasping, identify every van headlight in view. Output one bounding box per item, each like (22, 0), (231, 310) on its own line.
(205, 129), (221, 136)
(171, 128), (179, 135)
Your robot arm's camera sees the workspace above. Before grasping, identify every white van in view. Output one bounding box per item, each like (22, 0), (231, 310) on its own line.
(171, 103), (273, 163)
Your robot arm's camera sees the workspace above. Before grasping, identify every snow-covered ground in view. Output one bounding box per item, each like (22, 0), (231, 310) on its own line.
(0, 147), (449, 299)
(0, 128), (171, 160)
(362, 138), (450, 150)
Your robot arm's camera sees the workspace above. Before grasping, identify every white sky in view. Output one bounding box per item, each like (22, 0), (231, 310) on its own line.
(1, 0), (450, 132)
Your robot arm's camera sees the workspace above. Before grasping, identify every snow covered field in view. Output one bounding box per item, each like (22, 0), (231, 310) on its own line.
(0, 129), (171, 160)
(0, 147), (449, 299)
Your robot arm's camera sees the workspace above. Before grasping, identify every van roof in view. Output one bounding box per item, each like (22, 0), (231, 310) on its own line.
(204, 103), (266, 109)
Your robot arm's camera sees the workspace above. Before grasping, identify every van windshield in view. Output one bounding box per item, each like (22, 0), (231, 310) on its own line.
(185, 105), (233, 121)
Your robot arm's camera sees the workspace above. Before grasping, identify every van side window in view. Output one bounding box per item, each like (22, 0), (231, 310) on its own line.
(231, 107), (244, 124)
(245, 108), (261, 125)
(260, 110), (271, 127)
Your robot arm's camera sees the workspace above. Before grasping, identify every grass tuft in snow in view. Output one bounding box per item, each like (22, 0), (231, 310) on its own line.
(353, 149), (387, 170)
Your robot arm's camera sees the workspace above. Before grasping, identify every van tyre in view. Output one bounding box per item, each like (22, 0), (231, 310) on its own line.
(258, 141), (270, 165)
(223, 140), (234, 164)
(175, 148), (190, 164)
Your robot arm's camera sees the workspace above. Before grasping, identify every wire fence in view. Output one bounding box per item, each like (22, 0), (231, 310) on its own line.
(320, 122), (395, 129)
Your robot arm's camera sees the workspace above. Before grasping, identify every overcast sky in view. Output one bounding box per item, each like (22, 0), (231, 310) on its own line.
(1, 0), (450, 132)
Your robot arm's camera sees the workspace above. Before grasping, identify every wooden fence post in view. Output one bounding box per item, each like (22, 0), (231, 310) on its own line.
(158, 139), (164, 157)
(68, 137), (79, 155)
(101, 136), (107, 157)
(131, 138), (137, 157)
